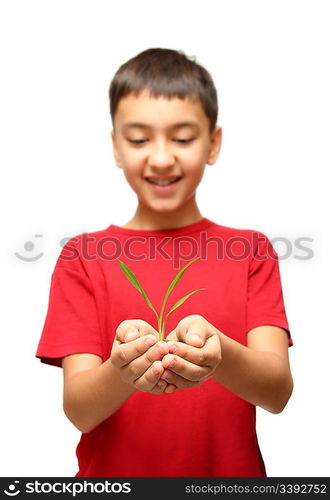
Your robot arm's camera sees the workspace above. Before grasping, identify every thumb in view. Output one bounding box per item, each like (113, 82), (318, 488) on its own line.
(185, 329), (204, 348)
(164, 328), (178, 342)
(116, 319), (157, 343)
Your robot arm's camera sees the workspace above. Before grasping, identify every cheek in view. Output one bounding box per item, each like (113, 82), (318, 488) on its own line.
(117, 141), (143, 165)
(181, 142), (209, 167)
(181, 153), (206, 180)
(195, 141), (210, 163)
(122, 168), (142, 188)
(119, 150), (144, 177)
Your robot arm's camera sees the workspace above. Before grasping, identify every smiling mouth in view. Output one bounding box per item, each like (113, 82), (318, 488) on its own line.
(145, 177), (182, 186)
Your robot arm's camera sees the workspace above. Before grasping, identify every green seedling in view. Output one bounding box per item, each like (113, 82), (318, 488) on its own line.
(116, 257), (205, 341)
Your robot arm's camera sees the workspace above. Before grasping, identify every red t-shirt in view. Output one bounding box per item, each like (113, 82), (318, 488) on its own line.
(36, 217), (293, 477)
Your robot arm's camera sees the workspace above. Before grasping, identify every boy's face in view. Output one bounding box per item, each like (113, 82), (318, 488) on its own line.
(111, 89), (221, 215)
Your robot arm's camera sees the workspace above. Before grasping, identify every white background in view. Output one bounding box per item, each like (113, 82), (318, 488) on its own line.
(1, 0), (329, 477)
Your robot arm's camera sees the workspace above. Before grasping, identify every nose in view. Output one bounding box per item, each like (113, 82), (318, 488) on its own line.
(147, 139), (175, 169)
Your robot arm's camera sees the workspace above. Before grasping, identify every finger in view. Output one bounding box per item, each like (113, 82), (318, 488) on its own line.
(175, 316), (212, 347)
(120, 340), (169, 382)
(164, 383), (177, 394)
(149, 378), (168, 395)
(149, 379), (177, 395)
(164, 328), (178, 342)
(134, 360), (166, 392)
(166, 334), (221, 368)
(115, 319), (141, 343)
(111, 334), (157, 368)
(161, 353), (210, 382)
(161, 368), (203, 390)
(116, 319), (159, 343)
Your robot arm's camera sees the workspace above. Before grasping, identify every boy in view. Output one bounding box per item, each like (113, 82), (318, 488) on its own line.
(36, 48), (294, 477)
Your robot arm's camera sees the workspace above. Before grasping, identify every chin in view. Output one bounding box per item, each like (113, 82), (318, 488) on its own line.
(148, 202), (182, 213)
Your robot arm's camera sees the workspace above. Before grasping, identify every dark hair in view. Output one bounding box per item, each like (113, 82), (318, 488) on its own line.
(109, 48), (218, 133)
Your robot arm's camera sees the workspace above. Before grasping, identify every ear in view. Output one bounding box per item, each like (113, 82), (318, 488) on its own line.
(111, 129), (122, 168)
(206, 126), (222, 165)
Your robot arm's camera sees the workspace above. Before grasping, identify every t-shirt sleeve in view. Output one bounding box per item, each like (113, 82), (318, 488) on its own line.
(35, 236), (104, 367)
(246, 231), (293, 347)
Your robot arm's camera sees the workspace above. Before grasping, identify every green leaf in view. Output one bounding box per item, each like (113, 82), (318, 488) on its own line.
(116, 259), (158, 318)
(117, 259), (143, 293)
(164, 257), (201, 302)
(158, 257), (201, 328)
(165, 288), (205, 318)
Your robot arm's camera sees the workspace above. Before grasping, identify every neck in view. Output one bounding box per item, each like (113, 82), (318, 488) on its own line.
(122, 200), (204, 231)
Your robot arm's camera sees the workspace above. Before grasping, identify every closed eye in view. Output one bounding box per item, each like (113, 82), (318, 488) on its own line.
(127, 139), (195, 145)
(175, 139), (195, 144)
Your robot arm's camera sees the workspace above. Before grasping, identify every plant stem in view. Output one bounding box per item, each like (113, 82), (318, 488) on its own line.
(161, 315), (168, 341)
(157, 315), (162, 340)
(158, 301), (166, 341)
(159, 320), (164, 341)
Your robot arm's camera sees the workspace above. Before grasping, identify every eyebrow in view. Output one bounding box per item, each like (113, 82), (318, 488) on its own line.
(123, 121), (200, 131)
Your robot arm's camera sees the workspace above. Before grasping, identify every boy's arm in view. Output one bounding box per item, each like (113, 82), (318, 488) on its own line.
(63, 320), (174, 434)
(213, 324), (294, 414)
(162, 315), (293, 414)
(63, 353), (136, 434)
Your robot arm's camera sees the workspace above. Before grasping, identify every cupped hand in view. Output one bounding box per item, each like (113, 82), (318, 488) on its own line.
(111, 319), (177, 394)
(161, 315), (222, 389)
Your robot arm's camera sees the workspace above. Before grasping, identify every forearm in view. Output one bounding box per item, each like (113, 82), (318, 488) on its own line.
(212, 331), (293, 413)
(63, 359), (136, 434)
